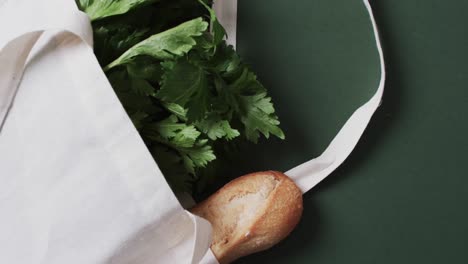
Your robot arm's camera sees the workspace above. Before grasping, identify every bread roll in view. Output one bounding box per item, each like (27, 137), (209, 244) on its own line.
(191, 171), (303, 263)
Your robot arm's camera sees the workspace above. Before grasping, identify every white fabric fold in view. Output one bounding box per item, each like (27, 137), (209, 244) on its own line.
(0, 0), (211, 263)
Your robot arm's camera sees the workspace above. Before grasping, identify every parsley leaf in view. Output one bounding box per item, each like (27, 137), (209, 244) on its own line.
(77, 0), (158, 21)
(144, 115), (216, 176)
(93, 24), (149, 66)
(196, 115), (240, 141)
(240, 93), (285, 142)
(104, 18), (209, 70)
(157, 59), (210, 122)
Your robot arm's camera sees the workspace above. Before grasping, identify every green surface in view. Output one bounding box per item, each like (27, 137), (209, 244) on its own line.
(228, 0), (468, 263)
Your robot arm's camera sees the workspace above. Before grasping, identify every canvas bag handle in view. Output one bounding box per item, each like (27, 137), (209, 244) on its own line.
(287, 0), (386, 193)
(214, 0), (386, 193)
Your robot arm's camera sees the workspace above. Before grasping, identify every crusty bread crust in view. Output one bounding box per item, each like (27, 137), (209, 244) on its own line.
(191, 171), (303, 264)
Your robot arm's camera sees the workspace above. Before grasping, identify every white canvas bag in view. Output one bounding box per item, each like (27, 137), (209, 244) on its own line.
(0, 0), (384, 263)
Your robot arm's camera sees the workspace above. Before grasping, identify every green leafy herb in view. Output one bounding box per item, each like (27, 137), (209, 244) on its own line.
(79, 0), (284, 194)
(77, 0), (158, 21)
(104, 18), (208, 70)
(157, 59), (210, 121)
(197, 0), (226, 45)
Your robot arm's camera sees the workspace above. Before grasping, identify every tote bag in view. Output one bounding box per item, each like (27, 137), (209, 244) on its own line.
(0, 0), (384, 263)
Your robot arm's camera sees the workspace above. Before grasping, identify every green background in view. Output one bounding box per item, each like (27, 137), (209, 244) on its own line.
(228, 0), (468, 263)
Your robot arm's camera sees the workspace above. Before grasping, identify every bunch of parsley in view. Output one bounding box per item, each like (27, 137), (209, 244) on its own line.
(77, 0), (284, 195)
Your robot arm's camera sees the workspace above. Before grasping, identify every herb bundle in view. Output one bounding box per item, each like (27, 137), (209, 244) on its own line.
(77, 0), (284, 194)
